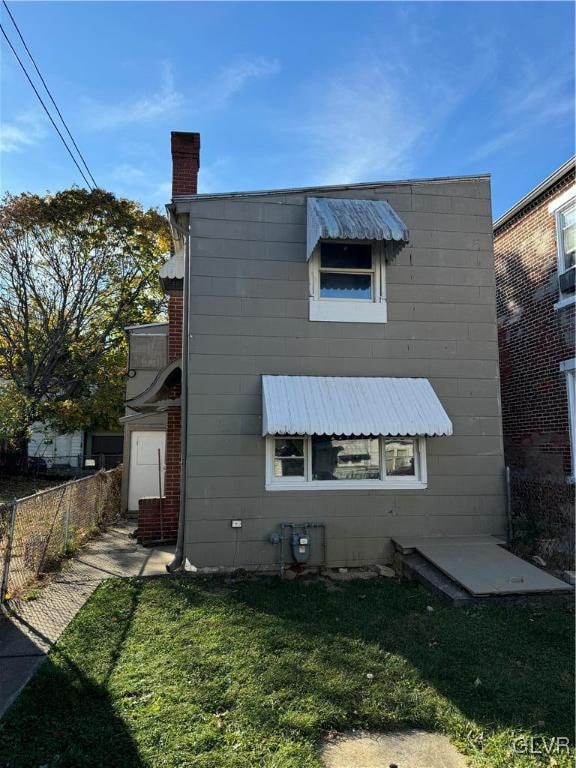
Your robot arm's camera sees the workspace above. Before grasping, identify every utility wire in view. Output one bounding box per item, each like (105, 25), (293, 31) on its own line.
(0, 22), (94, 189)
(2, 0), (98, 188)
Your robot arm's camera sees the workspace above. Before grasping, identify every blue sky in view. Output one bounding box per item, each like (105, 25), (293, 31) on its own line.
(1, 1), (574, 218)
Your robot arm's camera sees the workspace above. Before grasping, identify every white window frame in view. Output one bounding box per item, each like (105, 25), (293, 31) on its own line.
(265, 435), (427, 491)
(309, 240), (388, 323)
(560, 358), (576, 481)
(550, 190), (576, 309)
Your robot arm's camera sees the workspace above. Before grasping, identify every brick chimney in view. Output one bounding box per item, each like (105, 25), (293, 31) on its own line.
(166, 131), (201, 363)
(171, 131), (200, 197)
(138, 132), (201, 546)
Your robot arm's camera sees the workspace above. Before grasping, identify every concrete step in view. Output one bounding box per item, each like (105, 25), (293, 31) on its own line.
(401, 553), (475, 607)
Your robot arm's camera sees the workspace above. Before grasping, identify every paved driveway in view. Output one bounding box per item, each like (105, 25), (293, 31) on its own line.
(0, 522), (174, 718)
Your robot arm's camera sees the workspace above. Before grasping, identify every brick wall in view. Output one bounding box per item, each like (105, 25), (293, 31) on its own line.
(171, 131), (200, 197)
(495, 171), (575, 475)
(168, 295), (183, 362)
(138, 496), (178, 546)
(153, 131), (200, 542)
(494, 170), (575, 566)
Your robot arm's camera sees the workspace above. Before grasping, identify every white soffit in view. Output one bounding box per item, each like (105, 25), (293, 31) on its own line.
(262, 376), (452, 437)
(306, 197), (409, 260)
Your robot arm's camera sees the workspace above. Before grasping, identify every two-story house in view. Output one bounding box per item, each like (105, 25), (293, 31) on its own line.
(126, 131), (512, 574)
(494, 158), (575, 568)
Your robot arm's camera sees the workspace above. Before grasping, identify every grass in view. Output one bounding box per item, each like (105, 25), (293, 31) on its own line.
(0, 576), (573, 768)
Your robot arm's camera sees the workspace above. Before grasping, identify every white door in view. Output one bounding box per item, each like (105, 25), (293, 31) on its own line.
(128, 430), (166, 511)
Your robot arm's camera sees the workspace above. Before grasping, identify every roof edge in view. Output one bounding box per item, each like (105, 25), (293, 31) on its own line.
(172, 173), (491, 204)
(494, 156), (576, 231)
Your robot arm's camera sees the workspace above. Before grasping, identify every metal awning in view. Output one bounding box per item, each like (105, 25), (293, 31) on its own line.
(306, 197), (409, 260)
(262, 376), (452, 437)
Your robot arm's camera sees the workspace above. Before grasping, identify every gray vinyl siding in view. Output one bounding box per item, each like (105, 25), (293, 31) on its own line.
(182, 178), (506, 569)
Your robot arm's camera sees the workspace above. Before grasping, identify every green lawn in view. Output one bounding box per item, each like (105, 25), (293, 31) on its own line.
(0, 576), (573, 768)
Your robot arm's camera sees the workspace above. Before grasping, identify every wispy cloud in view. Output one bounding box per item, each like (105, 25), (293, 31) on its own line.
(0, 113), (45, 153)
(87, 61), (183, 129)
(298, 56), (468, 185)
(84, 56), (279, 131)
(198, 156), (233, 193)
(471, 67), (574, 162)
(109, 163), (147, 184)
(209, 58), (280, 108)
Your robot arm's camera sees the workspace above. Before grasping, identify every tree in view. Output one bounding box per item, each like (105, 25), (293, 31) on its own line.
(0, 188), (170, 452)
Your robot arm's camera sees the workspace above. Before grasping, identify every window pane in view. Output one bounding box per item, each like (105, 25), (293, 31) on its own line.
(274, 438), (304, 458)
(320, 242), (372, 270)
(385, 438), (416, 476)
(274, 458), (305, 478)
(563, 226), (575, 269)
(312, 436), (380, 480)
(561, 205), (576, 270)
(561, 206), (576, 229)
(320, 272), (372, 300)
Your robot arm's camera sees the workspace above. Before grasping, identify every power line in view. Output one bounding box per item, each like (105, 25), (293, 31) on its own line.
(0, 22), (94, 189)
(2, 0), (98, 188)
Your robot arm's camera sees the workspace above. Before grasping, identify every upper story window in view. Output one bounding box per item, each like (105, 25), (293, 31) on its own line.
(558, 202), (576, 273)
(550, 190), (576, 309)
(319, 243), (374, 300)
(309, 240), (387, 323)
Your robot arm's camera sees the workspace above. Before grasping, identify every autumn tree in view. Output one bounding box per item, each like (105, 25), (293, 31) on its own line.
(0, 188), (170, 453)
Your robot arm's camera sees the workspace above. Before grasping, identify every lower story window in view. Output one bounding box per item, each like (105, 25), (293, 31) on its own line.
(266, 434), (427, 490)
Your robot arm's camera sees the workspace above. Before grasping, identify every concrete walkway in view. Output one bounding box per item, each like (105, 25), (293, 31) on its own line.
(0, 522), (174, 719)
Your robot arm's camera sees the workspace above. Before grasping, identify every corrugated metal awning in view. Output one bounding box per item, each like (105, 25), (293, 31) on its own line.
(262, 376), (452, 437)
(306, 197), (409, 260)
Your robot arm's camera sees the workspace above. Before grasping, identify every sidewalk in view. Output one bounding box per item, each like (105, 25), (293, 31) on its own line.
(0, 522), (174, 719)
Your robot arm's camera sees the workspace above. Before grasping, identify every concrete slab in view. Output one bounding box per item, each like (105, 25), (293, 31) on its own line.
(392, 535), (505, 553)
(322, 729), (468, 768)
(416, 542), (571, 596)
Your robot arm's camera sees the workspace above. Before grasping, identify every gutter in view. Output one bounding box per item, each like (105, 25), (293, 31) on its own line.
(166, 205), (190, 573)
(494, 156), (576, 231)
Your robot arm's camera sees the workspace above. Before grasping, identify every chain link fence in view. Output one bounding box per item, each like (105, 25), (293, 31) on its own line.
(507, 467), (575, 570)
(0, 467), (122, 605)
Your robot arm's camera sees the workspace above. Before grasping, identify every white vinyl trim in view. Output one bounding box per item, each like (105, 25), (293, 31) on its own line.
(310, 300), (388, 323)
(265, 435), (427, 491)
(554, 198), (576, 301)
(548, 186), (576, 214)
(554, 295), (576, 311)
(561, 359), (576, 478)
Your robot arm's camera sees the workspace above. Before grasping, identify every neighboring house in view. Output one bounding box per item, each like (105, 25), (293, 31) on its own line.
(128, 131), (507, 570)
(0, 378), (122, 473)
(494, 158), (575, 564)
(28, 425), (124, 472)
(121, 322), (169, 512)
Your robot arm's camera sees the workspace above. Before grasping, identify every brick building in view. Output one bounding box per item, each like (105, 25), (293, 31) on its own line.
(494, 158), (575, 565)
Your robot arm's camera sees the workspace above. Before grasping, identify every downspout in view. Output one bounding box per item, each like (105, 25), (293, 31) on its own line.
(167, 207), (190, 573)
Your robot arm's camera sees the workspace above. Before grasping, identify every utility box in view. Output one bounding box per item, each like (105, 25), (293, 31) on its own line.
(291, 531), (311, 563)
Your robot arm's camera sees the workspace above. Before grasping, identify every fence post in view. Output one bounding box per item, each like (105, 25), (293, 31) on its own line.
(505, 465), (513, 548)
(63, 483), (72, 555)
(1, 498), (18, 607)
